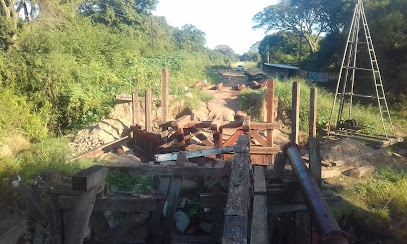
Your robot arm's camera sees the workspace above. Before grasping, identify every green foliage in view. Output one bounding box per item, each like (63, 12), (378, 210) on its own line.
(106, 170), (139, 191)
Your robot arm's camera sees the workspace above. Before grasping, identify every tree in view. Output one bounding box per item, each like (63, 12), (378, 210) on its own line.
(0, 0), (27, 49)
(173, 24), (206, 51)
(259, 31), (311, 65)
(253, 0), (327, 54)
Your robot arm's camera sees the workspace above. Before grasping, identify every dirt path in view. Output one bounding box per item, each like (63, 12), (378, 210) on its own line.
(199, 71), (248, 121)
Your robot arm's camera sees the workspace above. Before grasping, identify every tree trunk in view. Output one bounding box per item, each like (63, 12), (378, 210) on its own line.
(303, 33), (316, 54)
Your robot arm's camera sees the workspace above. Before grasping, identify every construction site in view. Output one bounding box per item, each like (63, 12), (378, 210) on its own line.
(1, 1), (407, 244)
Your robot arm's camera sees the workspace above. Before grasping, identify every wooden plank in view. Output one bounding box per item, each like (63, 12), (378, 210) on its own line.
(291, 81), (300, 144)
(223, 129), (243, 147)
(163, 176), (182, 240)
(48, 195), (63, 244)
(264, 169), (295, 180)
(308, 137), (322, 188)
(309, 88), (317, 137)
(332, 149), (386, 166)
(184, 128), (191, 145)
(176, 151), (187, 166)
(161, 69), (169, 123)
(251, 130), (267, 147)
(72, 165), (107, 192)
(250, 146), (280, 155)
(267, 79), (275, 165)
(131, 126), (162, 145)
(268, 195), (344, 214)
(70, 136), (130, 162)
(211, 115), (224, 131)
(171, 115), (192, 130)
(223, 135), (250, 243)
(115, 165), (232, 177)
(190, 128), (214, 147)
(145, 90), (152, 132)
(64, 182), (104, 244)
(132, 92), (139, 126)
(251, 195), (268, 244)
(58, 195), (162, 212)
(254, 166), (267, 194)
(251, 121), (280, 130)
(0, 221), (27, 244)
(154, 146), (235, 162)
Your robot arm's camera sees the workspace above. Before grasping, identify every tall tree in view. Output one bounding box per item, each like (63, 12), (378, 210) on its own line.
(253, 0), (327, 54)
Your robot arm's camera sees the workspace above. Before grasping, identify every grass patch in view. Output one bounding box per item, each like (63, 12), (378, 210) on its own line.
(240, 78), (387, 135)
(106, 170), (153, 192)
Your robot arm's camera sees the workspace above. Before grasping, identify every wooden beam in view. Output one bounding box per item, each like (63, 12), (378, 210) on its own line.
(48, 195), (63, 244)
(308, 137), (322, 188)
(70, 136), (130, 162)
(130, 126), (162, 145)
(110, 165), (232, 177)
(223, 135), (250, 243)
(264, 169), (295, 180)
(171, 115), (192, 130)
(132, 92), (139, 126)
(162, 176), (182, 240)
(145, 90), (152, 132)
(176, 128), (186, 151)
(242, 116), (251, 133)
(251, 130), (267, 147)
(64, 182), (104, 244)
(189, 128), (214, 147)
(291, 82), (300, 144)
(200, 193), (227, 208)
(252, 167), (268, 244)
(154, 146), (235, 162)
(309, 88), (317, 137)
(210, 115), (224, 131)
(251, 121), (280, 130)
(223, 129), (244, 147)
(58, 195), (162, 212)
(72, 165), (107, 192)
(267, 79), (275, 165)
(250, 146), (280, 155)
(161, 69), (169, 123)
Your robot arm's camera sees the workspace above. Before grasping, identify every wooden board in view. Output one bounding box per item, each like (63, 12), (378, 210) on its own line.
(0, 221), (27, 244)
(190, 128), (214, 147)
(70, 137), (130, 162)
(72, 165), (107, 192)
(250, 146), (280, 155)
(171, 115), (191, 130)
(251, 166), (268, 243)
(111, 165), (232, 177)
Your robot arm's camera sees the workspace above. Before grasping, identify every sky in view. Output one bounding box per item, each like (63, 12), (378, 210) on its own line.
(153, 0), (278, 55)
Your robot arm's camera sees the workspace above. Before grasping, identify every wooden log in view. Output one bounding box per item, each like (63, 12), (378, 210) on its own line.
(0, 221), (27, 244)
(308, 137), (322, 188)
(145, 90), (152, 132)
(162, 69), (169, 123)
(58, 195), (162, 212)
(130, 126), (162, 146)
(132, 92), (139, 126)
(291, 82), (300, 144)
(349, 165), (375, 178)
(189, 128), (214, 147)
(171, 115), (192, 130)
(332, 149), (386, 166)
(70, 136), (130, 162)
(251, 130), (267, 147)
(309, 88), (317, 137)
(154, 146), (235, 162)
(72, 165), (107, 192)
(222, 136), (250, 243)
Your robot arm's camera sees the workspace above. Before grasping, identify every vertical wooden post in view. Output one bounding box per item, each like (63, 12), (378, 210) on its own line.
(309, 88), (317, 138)
(161, 69), (169, 122)
(145, 90), (152, 132)
(132, 92), (139, 126)
(308, 137), (322, 188)
(291, 82), (300, 144)
(267, 79), (275, 165)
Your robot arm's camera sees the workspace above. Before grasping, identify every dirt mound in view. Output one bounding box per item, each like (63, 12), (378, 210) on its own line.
(320, 138), (372, 162)
(69, 103), (132, 156)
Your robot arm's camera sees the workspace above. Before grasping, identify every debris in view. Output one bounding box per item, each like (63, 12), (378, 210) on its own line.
(393, 152), (402, 158)
(104, 211), (119, 230)
(331, 149), (386, 166)
(174, 211), (190, 233)
(179, 198), (187, 209)
(350, 165), (375, 178)
(199, 222), (212, 233)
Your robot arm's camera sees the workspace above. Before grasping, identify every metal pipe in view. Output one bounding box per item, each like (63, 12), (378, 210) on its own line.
(284, 143), (352, 244)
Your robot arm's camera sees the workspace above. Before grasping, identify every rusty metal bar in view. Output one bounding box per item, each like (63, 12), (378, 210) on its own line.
(284, 143), (352, 244)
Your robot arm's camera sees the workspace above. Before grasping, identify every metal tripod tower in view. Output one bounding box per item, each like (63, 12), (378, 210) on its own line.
(328, 0), (395, 139)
